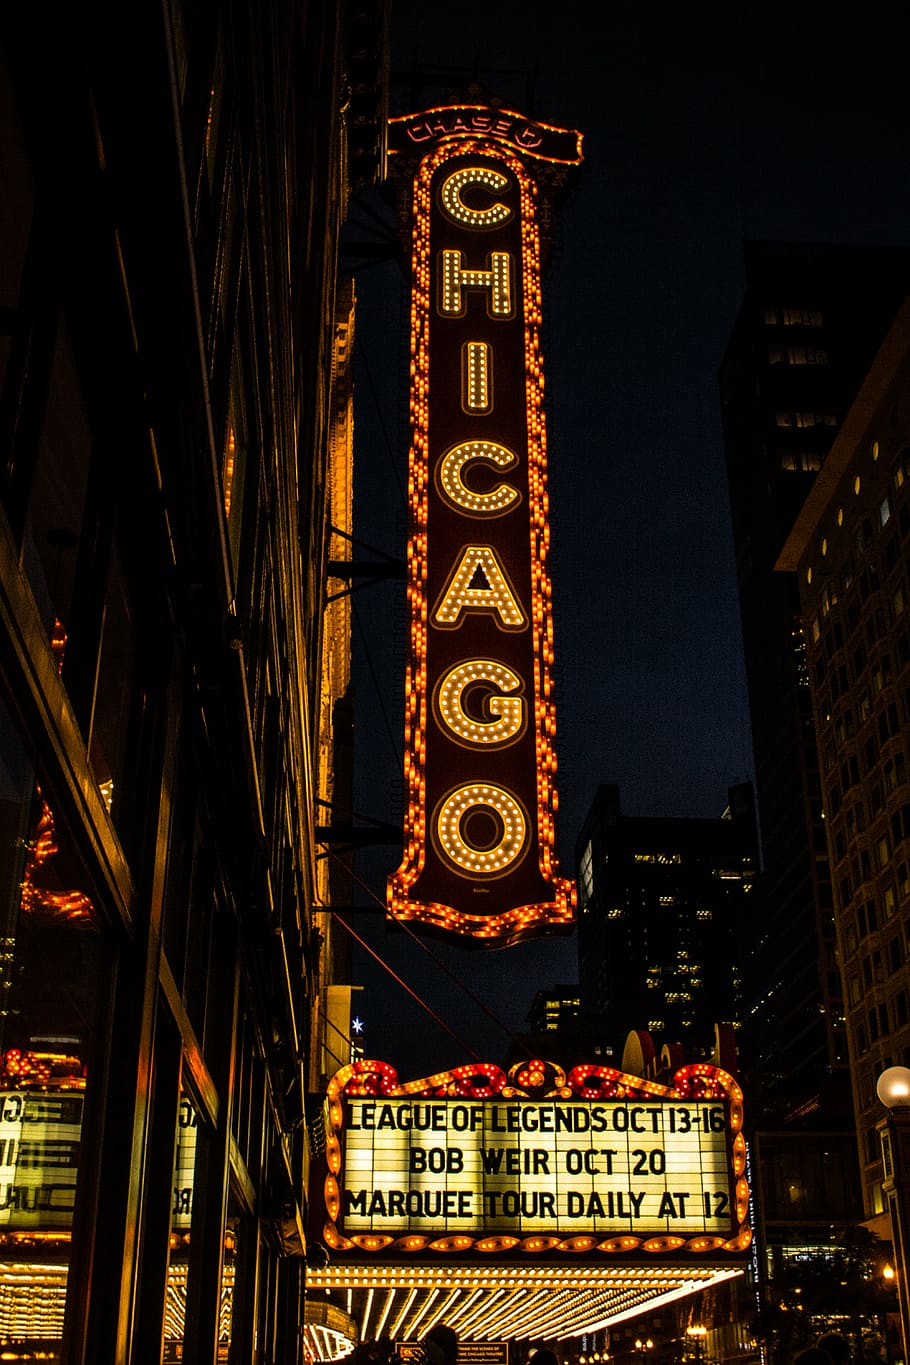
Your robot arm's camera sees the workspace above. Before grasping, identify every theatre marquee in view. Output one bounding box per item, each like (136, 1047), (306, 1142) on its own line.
(320, 1059), (750, 1258)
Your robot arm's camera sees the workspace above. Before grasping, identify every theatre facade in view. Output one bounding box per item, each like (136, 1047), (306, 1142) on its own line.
(305, 1054), (750, 1350)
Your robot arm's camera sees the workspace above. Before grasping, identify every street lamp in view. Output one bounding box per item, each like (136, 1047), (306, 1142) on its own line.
(635, 1339), (653, 1365)
(686, 1324), (707, 1365)
(876, 1066), (910, 1365)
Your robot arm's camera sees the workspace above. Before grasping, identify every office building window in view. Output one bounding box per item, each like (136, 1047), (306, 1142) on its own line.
(780, 452), (823, 473)
(783, 308), (824, 326)
(579, 841), (594, 903)
(19, 319), (91, 649)
(775, 412), (836, 429)
(769, 348), (828, 366)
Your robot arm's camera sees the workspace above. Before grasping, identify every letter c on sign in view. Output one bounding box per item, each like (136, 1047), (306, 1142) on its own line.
(436, 441), (520, 517)
(439, 166), (514, 229)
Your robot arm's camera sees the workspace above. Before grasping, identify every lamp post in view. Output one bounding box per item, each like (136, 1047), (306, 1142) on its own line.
(876, 1066), (910, 1365)
(635, 1338), (653, 1365)
(686, 1324), (707, 1365)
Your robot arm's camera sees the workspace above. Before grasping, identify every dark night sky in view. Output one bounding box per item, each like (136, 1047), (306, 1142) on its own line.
(341, 2), (910, 1078)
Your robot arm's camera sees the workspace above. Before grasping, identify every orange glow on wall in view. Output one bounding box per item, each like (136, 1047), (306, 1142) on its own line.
(387, 113), (581, 944)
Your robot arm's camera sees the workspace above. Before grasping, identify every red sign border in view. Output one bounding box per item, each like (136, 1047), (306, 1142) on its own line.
(322, 1058), (751, 1259)
(386, 137), (576, 943)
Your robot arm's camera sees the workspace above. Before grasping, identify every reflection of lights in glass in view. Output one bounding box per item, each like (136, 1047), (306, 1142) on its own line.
(19, 795), (97, 926)
(223, 426), (236, 516)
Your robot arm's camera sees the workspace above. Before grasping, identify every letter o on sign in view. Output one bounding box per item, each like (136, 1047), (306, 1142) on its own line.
(434, 783), (528, 876)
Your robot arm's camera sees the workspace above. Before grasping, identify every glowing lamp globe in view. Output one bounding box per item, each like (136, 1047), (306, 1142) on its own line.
(877, 1067), (910, 1108)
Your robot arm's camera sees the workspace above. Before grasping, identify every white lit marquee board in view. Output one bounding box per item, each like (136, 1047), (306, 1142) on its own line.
(340, 1098), (736, 1236)
(0, 1090), (83, 1228)
(0, 1088), (198, 1232)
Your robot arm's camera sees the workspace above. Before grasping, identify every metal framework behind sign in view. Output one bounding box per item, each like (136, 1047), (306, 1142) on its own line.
(386, 106), (582, 945)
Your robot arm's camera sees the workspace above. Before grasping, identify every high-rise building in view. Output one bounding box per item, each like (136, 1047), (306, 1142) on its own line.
(503, 984), (614, 1072)
(575, 785), (757, 1053)
(719, 242), (910, 1119)
(0, 2), (386, 1360)
(778, 297), (910, 1215)
(527, 985), (583, 1034)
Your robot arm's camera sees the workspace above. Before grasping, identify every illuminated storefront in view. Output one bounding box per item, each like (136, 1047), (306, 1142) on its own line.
(386, 107), (582, 945)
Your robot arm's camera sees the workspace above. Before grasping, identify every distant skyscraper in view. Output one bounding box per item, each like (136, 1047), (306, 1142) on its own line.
(575, 785), (756, 1052)
(779, 298), (910, 1214)
(719, 242), (910, 1119)
(526, 984), (583, 1033)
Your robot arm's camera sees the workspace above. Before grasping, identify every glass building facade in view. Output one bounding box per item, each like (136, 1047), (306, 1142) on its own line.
(0, 1), (387, 1359)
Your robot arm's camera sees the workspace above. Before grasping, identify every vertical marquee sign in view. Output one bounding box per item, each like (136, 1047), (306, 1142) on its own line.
(386, 105), (583, 944)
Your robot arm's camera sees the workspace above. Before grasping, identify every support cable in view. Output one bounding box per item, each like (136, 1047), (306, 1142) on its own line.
(329, 849), (535, 1061)
(332, 907), (480, 1062)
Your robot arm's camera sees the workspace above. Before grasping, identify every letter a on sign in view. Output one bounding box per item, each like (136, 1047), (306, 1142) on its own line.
(385, 106), (583, 945)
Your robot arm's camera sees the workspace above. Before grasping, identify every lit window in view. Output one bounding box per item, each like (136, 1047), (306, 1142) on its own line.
(783, 308), (824, 326)
(784, 347), (828, 365)
(579, 841), (594, 903)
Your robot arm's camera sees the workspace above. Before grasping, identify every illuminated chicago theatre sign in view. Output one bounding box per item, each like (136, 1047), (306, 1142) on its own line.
(320, 1058), (751, 1258)
(385, 105), (584, 945)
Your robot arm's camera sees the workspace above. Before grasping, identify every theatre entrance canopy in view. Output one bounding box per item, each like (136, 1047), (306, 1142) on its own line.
(305, 1059), (750, 1354)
